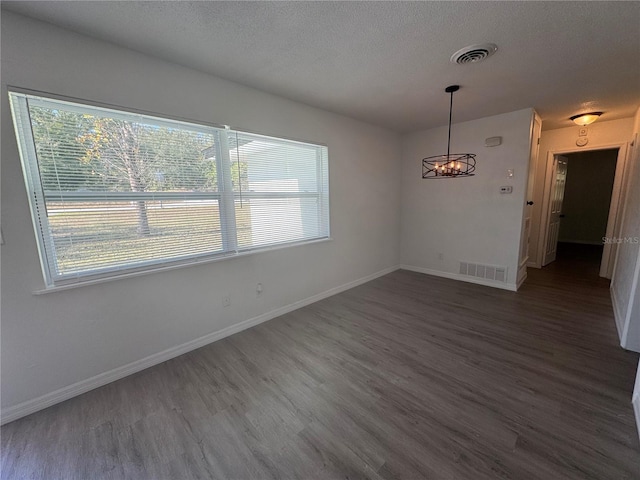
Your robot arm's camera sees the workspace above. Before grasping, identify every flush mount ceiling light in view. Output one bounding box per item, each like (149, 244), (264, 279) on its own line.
(570, 112), (603, 126)
(450, 43), (498, 64)
(422, 85), (476, 179)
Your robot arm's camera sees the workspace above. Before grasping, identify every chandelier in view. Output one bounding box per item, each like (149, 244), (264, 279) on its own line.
(422, 85), (476, 179)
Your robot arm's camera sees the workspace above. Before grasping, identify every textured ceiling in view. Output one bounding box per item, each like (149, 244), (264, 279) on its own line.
(3, 1), (639, 132)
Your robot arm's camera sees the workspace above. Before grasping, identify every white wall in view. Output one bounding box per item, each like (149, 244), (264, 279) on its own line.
(611, 106), (640, 353)
(529, 118), (634, 268)
(0, 13), (401, 419)
(400, 109), (534, 290)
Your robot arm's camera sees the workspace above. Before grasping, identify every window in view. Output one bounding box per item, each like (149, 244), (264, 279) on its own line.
(9, 91), (330, 287)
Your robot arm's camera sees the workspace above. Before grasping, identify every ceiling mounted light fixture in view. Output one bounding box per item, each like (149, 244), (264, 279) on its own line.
(570, 112), (602, 126)
(422, 85), (476, 179)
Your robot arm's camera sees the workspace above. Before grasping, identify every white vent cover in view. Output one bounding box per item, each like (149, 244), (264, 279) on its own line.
(450, 43), (498, 64)
(460, 261), (507, 283)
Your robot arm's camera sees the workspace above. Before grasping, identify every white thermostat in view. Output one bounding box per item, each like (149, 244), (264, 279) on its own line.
(576, 137), (589, 147)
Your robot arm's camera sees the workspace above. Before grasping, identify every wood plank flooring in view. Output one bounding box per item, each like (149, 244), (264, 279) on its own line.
(2, 249), (639, 479)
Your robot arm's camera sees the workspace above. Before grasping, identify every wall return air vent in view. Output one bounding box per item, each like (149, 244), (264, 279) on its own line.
(450, 43), (498, 64)
(459, 261), (507, 283)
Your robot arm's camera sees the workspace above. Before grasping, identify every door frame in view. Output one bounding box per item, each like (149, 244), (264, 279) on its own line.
(517, 112), (542, 288)
(537, 142), (629, 278)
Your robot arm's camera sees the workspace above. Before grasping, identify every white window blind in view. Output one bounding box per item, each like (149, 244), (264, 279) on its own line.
(9, 91), (330, 287)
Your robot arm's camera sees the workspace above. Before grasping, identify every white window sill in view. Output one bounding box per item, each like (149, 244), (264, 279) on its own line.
(33, 237), (333, 295)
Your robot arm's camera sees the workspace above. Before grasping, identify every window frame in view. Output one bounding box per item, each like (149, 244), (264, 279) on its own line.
(9, 88), (330, 289)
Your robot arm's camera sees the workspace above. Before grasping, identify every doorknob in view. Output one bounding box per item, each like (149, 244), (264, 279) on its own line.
(526, 201), (534, 205)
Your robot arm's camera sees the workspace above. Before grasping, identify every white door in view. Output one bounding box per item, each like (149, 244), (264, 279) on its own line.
(520, 114), (541, 268)
(542, 155), (568, 266)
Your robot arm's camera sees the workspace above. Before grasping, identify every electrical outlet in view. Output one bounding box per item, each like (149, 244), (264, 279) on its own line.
(438, 253), (444, 261)
(222, 295), (231, 307)
(256, 283), (263, 298)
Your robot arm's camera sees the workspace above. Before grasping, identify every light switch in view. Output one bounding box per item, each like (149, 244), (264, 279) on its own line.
(507, 169), (514, 178)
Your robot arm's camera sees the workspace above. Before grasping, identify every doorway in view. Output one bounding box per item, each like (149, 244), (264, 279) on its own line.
(541, 148), (620, 277)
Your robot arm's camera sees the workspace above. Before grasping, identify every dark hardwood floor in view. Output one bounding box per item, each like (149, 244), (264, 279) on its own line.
(2, 252), (639, 479)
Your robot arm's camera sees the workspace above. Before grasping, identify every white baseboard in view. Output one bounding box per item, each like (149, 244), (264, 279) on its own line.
(634, 361), (640, 441)
(610, 285), (625, 345)
(400, 265), (518, 292)
(1, 265), (400, 425)
(517, 271), (528, 290)
(517, 263), (528, 290)
(633, 398), (640, 444)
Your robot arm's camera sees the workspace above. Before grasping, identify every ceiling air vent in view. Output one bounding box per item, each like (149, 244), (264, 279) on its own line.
(450, 43), (498, 65)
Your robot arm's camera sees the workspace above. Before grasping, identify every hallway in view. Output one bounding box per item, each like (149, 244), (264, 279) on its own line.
(540, 241), (608, 283)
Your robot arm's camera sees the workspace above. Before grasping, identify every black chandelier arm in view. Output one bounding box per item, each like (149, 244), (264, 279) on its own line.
(447, 89), (453, 158)
(444, 85), (459, 159)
